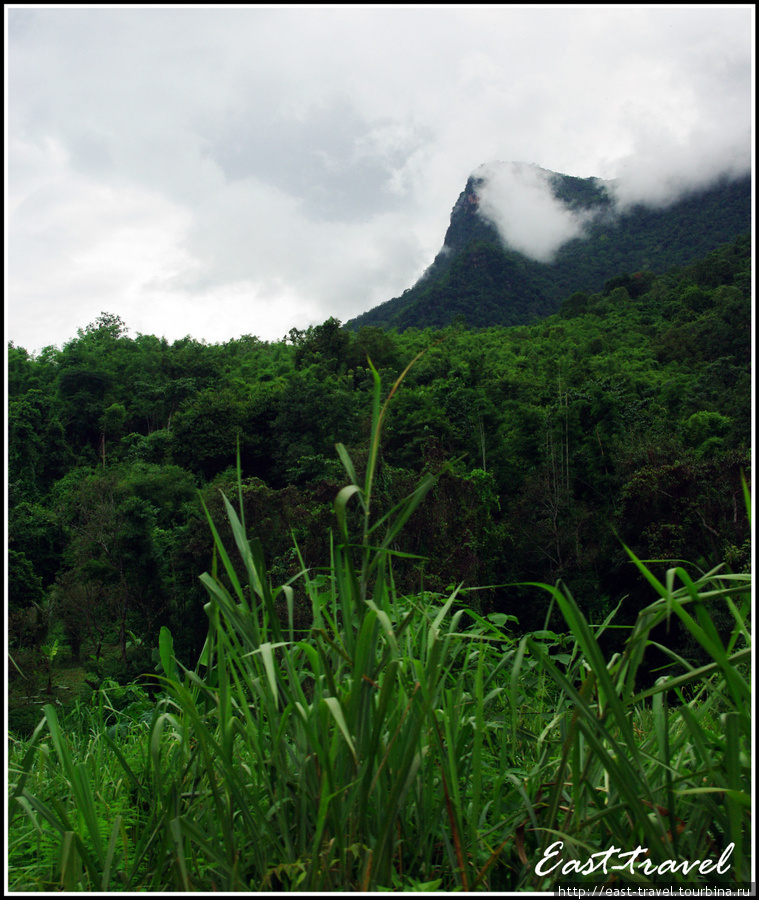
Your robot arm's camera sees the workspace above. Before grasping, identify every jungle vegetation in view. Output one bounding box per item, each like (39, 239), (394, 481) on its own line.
(6, 231), (752, 890)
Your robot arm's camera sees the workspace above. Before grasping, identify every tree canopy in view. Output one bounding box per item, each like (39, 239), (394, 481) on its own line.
(7, 233), (751, 676)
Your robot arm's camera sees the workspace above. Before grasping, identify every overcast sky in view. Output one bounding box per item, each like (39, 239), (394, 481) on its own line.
(6, 5), (753, 353)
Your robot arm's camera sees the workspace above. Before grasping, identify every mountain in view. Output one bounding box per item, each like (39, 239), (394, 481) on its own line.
(347, 163), (751, 331)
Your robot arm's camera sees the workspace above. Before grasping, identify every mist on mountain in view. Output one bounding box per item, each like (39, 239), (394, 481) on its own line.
(347, 160), (751, 332)
(473, 162), (600, 263)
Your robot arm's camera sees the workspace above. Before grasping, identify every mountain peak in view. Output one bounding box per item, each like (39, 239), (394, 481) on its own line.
(347, 165), (750, 332)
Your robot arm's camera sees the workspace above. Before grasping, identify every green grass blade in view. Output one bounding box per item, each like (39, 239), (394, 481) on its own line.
(322, 696), (358, 764)
(101, 815), (124, 890)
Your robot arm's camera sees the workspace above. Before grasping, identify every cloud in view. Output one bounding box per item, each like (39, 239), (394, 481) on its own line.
(598, 10), (752, 209)
(6, 6), (753, 352)
(473, 163), (596, 262)
(608, 115), (751, 210)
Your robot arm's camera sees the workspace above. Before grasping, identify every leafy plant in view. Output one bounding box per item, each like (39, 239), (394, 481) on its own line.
(519, 547), (751, 888)
(39, 639), (59, 696)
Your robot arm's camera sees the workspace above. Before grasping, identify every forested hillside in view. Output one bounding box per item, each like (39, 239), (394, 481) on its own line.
(8, 232), (751, 717)
(6, 231), (753, 893)
(348, 170), (751, 331)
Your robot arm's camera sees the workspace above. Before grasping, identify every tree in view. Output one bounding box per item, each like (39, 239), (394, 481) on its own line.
(347, 326), (400, 371)
(7, 550), (45, 611)
(171, 387), (280, 483)
(52, 466), (191, 665)
(79, 311), (129, 341)
(100, 402), (128, 467)
(293, 317), (351, 373)
(8, 390), (70, 501)
(273, 369), (358, 484)
(558, 291), (589, 319)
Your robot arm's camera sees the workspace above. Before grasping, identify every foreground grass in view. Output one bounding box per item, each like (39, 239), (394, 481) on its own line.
(8, 363), (752, 891)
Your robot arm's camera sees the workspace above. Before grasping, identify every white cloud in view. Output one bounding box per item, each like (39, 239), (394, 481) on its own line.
(474, 163), (595, 262)
(6, 6), (753, 352)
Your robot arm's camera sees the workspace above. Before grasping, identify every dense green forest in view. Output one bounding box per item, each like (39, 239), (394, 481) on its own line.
(7, 231), (752, 890)
(9, 231), (750, 702)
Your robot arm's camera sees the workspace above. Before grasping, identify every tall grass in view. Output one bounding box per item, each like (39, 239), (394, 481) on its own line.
(7, 361), (752, 891)
(520, 552), (751, 888)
